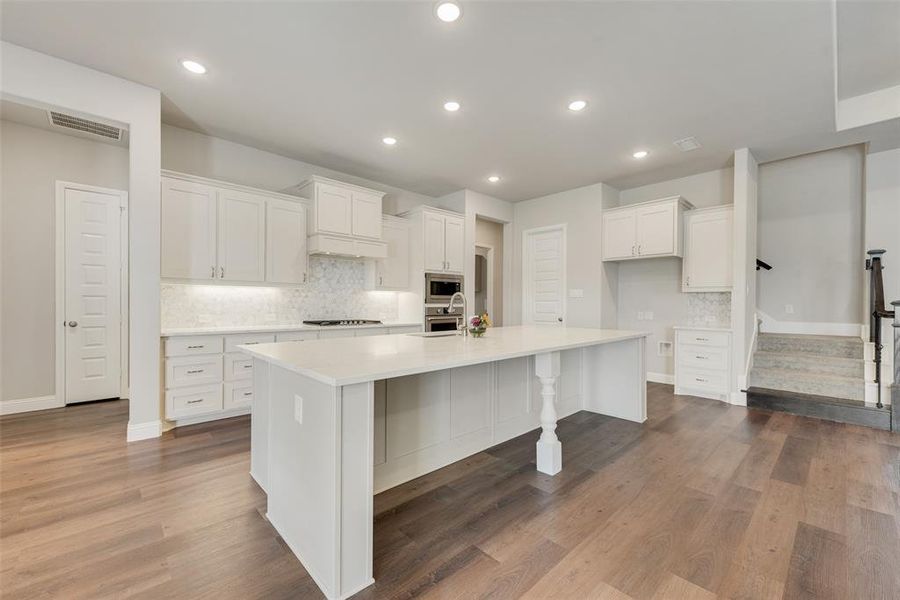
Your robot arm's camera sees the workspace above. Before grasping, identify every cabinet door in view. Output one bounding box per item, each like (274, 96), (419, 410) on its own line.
(217, 189), (266, 282)
(315, 183), (353, 235)
(684, 209), (733, 290)
(636, 202), (676, 256)
(601, 210), (636, 260)
(266, 199), (308, 284)
(161, 178), (217, 279)
(377, 221), (410, 289)
(423, 212), (447, 272)
(443, 215), (465, 273)
(351, 191), (383, 239)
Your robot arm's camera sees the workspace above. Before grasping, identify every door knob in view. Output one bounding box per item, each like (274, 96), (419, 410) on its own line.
(67, 321), (78, 327)
(558, 317), (563, 322)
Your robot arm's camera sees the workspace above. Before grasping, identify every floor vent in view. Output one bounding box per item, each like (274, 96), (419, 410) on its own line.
(48, 111), (123, 141)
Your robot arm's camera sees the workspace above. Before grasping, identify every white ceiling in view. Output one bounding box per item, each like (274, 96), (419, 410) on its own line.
(1, 1), (898, 201)
(836, 0), (900, 99)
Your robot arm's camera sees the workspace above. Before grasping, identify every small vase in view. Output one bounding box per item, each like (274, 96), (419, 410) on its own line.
(469, 327), (486, 338)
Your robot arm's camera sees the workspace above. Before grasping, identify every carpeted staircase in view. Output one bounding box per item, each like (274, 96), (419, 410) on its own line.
(746, 332), (891, 429)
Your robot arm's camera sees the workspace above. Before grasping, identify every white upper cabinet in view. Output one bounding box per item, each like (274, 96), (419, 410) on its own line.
(423, 211), (447, 272)
(217, 189), (266, 282)
(266, 198), (308, 285)
(351, 191), (383, 239)
(443, 215), (465, 273)
(314, 183), (353, 235)
(161, 178), (218, 280)
(683, 205), (733, 292)
(373, 216), (410, 290)
(600, 196), (693, 261)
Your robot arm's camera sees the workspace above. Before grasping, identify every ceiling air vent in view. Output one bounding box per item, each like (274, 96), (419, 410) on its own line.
(673, 136), (701, 152)
(48, 111), (123, 141)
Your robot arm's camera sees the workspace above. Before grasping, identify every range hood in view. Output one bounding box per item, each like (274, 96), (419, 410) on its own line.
(308, 234), (387, 259)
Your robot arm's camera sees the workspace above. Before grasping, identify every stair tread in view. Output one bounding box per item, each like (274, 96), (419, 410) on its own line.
(753, 350), (863, 364)
(746, 386), (888, 412)
(758, 333), (862, 343)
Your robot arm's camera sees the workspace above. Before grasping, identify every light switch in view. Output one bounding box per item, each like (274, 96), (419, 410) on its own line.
(785, 304), (794, 315)
(294, 394), (303, 424)
(645, 311), (654, 321)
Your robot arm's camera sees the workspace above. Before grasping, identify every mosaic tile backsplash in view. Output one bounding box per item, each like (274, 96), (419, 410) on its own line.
(161, 256), (400, 329)
(685, 292), (732, 327)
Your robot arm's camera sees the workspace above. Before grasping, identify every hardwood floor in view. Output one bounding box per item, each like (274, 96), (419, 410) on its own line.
(1, 383), (898, 599)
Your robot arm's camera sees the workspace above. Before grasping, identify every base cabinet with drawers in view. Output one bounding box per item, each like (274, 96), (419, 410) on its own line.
(162, 325), (422, 425)
(674, 327), (732, 402)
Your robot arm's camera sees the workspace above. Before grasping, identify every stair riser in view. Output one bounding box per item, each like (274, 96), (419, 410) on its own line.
(750, 370), (864, 402)
(757, 338), (861, 359)
(752, 355), (863, 378)
(747, 392), (891, 430)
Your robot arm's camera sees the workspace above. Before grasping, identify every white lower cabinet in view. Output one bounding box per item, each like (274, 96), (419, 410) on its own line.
(163, 324), (422, 424)
(674, 327), (732, 401)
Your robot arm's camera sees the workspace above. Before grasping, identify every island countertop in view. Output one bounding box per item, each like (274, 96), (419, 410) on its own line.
(240, 325), (648, 386)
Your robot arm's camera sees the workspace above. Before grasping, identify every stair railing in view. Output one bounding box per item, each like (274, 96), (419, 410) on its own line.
(865, 250), (896, 409)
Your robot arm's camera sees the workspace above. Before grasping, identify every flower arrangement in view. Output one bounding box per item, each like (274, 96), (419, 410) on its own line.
(469, 313), (492, 337)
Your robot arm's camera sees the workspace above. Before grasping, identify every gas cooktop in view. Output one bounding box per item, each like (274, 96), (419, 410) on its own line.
(303, 319), (383, 327)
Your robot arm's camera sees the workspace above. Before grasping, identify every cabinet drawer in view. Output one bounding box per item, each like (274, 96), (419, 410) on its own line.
(166, 384), (223, 419)
(165, 335), (224, 357)
(678, 367), (729, 392)
(678, 344), (729, 371)
(276, 331), (319, 342)
(224, 352), (254, 381)
(165, 355), (223, 388)
(224, 381), (254, 410)
(677, 330), (730, 348)
(224, 333), (275, 353)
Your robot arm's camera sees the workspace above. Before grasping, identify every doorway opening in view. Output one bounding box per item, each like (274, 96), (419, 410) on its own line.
(474, 216), (504, 326)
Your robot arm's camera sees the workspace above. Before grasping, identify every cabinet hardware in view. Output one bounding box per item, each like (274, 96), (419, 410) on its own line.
(211, 266), (215, 278)
(243, 364), (253, 369)
(686, 276), (690, 286)
(695, 355), (707, 360)
(67, 320), (78, 328)
(219, 266), (225, 278)
(186, 369), (204, 375)
(303, 272), (307, 283)
(638, 244), (642, 254)
(187, 345), (204, 349)
(244, 342), (260, 345)
(631, 244), (635, 256)
(242, 392), (253, 397)
(186, 398), (204, 404)
(694, 377), (708, 383)
(379, 276), (383, 285)
(696, 338), (709, 342)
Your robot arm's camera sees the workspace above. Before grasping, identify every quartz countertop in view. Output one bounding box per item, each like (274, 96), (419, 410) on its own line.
(240, 325), (649, 386)
(160, 321), (422, 337)
(673, 325), (732, 332)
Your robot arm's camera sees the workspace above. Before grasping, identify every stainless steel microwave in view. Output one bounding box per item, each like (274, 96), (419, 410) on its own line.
(425, 273), (463, 304)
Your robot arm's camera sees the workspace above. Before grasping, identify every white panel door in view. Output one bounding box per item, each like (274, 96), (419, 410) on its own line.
(376, 221), (409, 289)
(423, 212), (446, 272)
(443, 215), (465, 274)
(636, 202), (676, 256)
(315, 183), (353, 235)
(266, 199), (308, 284)
(64, 187), (122, 403)
(601, 210), (636, 260)
(523, 227), (565, 325)
(217, 189), (266, 282)
(161, 178), (217, 279)
(351, 191), (382, 239)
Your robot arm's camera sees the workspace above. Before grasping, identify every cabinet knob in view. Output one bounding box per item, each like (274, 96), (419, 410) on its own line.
(219, 266), (225, 278)
(67, 320), (78, 328)
(558, 317), (563, 322)
(211, 266), (216, 278)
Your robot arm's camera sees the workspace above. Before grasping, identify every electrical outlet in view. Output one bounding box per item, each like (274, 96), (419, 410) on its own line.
(658, 341), (673, 357)
(294, 394), (303, 424)
(785, 304), (794, 315)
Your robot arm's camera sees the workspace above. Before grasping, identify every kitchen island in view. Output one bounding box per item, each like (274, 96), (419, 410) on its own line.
(241, 326), (648, 599)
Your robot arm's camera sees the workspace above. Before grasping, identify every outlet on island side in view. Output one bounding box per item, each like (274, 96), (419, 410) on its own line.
(294, 394), (303, 424)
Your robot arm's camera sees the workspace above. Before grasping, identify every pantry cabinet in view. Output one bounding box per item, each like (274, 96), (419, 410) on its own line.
(682, 205), (733, 292)
(601, 196), (693, 261)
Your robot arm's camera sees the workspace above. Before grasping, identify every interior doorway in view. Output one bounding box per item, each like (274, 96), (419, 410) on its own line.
(474, 216), (504, 326)
(474, 246), (493, 318)
(522, 224), (566, 326)
(56, 181), (128, 405)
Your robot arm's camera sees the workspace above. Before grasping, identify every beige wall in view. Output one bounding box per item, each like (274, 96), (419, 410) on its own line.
(0, 120), (128, 402)
(475, 217), (504, 325)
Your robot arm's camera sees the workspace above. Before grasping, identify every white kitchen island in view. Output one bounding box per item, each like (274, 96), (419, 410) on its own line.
(241, 326), (648, 600)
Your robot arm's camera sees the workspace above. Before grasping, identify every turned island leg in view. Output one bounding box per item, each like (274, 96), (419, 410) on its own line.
(534, 351), (562, 475)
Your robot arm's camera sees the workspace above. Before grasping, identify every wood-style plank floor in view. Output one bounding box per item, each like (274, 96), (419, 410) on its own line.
(2, 383), (898, 599)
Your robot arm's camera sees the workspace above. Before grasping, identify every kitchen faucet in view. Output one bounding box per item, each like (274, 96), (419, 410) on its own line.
(447, 291), (468, 336)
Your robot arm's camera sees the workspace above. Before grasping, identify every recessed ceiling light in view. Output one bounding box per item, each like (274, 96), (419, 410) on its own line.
(568, 100), (587, 112)
(181, 60), (207, 75)
(382, 137), (397, 146)
(487, 175), (501, 183)
(443, 101), (461, 112)
(632, 150), (649, 159)
(435, 1), (462, 22)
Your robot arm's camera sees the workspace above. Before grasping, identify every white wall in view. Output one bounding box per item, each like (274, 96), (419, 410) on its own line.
(732, 148), (759, 402)
(757, 145), (865, 327)
(0, 120), (129, 403)
(511, 182), (619, 328)
(616, 168), (735, 378)
(2, 43), (161, 438)
(161, 124), (440, 214)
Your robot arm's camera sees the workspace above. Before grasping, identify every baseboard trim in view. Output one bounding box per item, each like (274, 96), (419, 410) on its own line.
(647, 372), (674, 385)
(0, 395), (62, 415)
(127, 420), (162, 442)
(170, 406), (251, 428)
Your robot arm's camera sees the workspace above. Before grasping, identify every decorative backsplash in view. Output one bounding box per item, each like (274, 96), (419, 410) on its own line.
(685, 292), (732, 327)
(161, 256), (400, 329)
